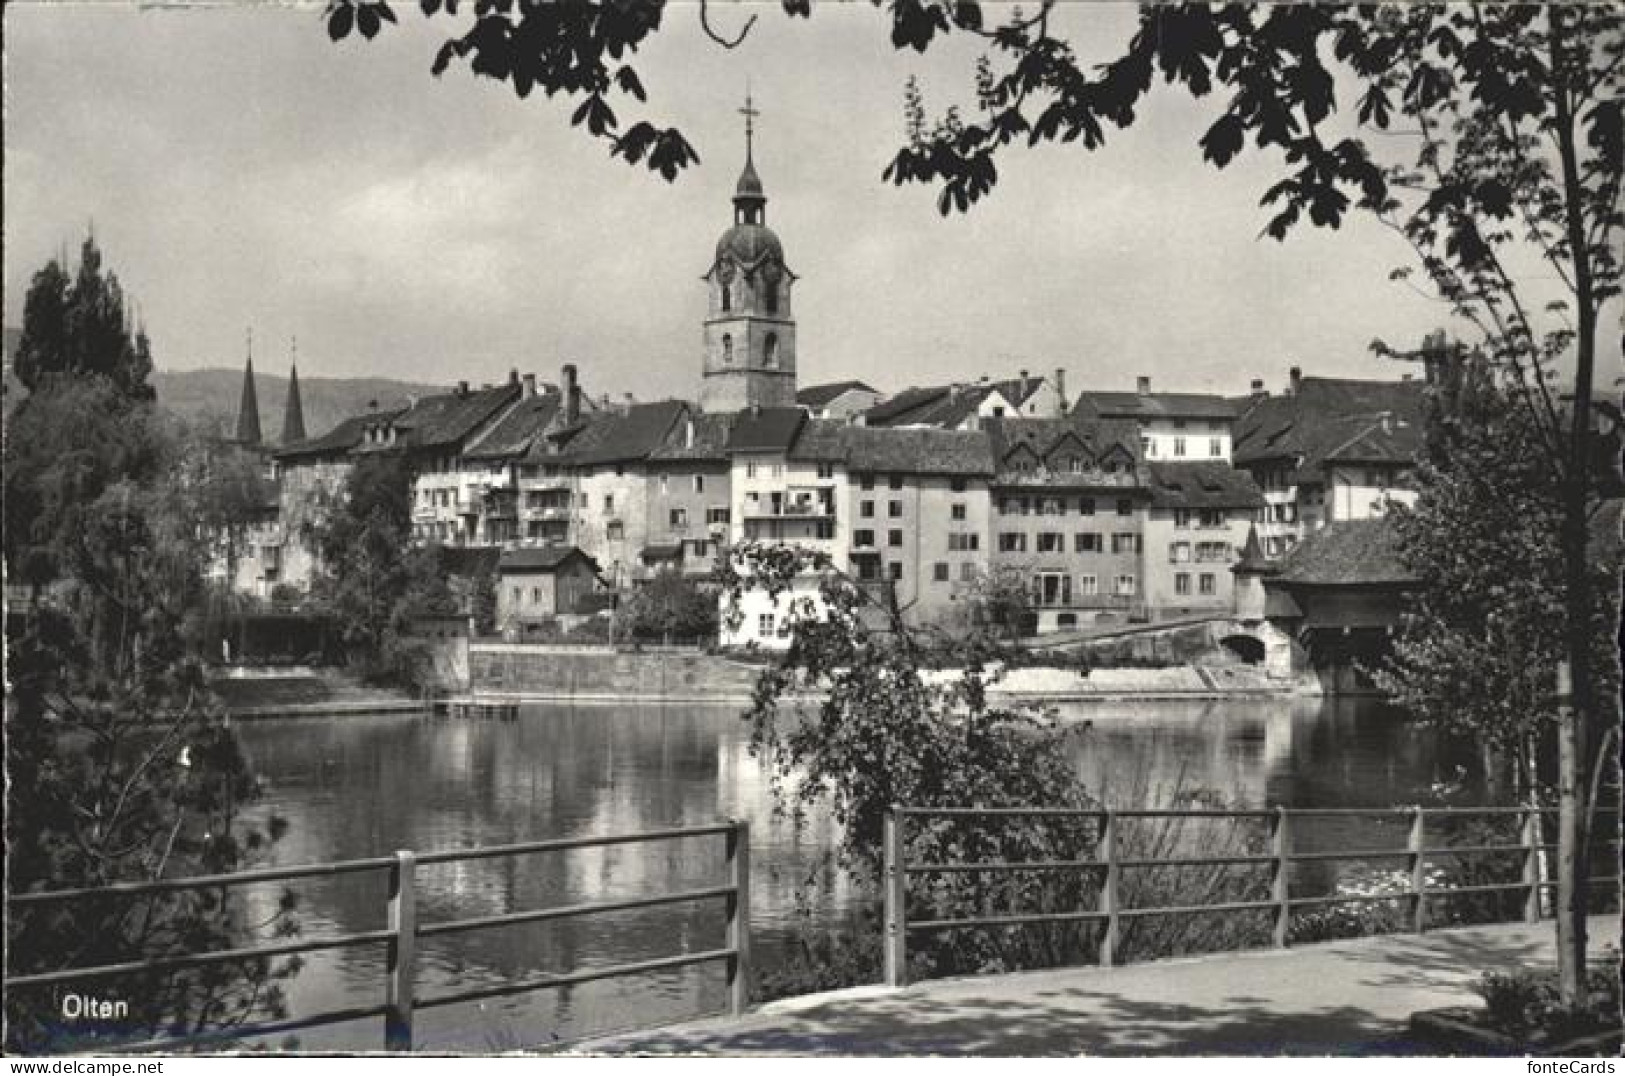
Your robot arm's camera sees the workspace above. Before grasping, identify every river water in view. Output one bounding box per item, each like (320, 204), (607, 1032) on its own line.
(230, 696), (1478, 1050)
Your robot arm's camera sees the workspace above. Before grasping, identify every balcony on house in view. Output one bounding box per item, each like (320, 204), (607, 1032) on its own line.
(742, 487), (836, 520)
(483, 488), (518, 520)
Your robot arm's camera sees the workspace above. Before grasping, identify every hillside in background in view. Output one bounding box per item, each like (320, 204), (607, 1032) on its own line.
(150, 368), (450, 445)
(2, 327), (447, 439)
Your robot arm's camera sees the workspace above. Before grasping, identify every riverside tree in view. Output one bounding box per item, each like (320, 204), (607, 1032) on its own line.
(621, 572), (718, 643)
(1376, 353), (1620, 805)
(719, 544), (1101, 980)
(4, 243), (297, 1051)
(307, 451), (458, 687)
(328, 1), (1622, 1003)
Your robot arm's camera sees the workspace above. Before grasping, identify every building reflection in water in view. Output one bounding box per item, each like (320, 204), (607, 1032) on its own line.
(232, 695), (1472, 1048)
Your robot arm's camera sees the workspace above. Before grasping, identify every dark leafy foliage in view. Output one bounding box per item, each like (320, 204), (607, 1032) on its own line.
(306, 451), (458, 689)
(621, 572), (718, 643)
(1474, 957), (1623, 1041)
(719, 542), (1100, 976)
(324, 0), (698, 179)
(1376, 355), (1620, 757)
(14, 235), (155, 400)
(5, 257), (296, 1050)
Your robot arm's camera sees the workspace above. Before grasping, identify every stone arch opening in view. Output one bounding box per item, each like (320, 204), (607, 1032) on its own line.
(1220, 633), (1266, 665)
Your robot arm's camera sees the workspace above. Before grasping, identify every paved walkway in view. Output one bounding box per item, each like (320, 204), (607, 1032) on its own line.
(581, 916), (1619, 1056)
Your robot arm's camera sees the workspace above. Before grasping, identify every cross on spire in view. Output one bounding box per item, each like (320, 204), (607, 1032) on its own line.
(739, 85), (760, 162)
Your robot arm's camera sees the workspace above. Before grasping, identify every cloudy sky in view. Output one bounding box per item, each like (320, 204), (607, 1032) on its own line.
(6, 2), (1619, 403)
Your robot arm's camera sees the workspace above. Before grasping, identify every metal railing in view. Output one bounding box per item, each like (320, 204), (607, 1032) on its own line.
(882, 805), (1620, 987)
(6, 821), (751, 1053)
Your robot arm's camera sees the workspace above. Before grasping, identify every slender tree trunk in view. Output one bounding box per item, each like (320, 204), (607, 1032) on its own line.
(1483, 741), (1507, 802)
(1550, 6), (1600, 1004)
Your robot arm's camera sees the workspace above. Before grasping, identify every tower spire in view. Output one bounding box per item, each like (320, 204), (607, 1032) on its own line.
(235, 327), (262, 446)
(733, 86), (766, 225)
(281, 336), (306, 445)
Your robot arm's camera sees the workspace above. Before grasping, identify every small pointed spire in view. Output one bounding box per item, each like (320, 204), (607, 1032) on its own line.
(281, 337), (306, 445)
(1234, 524), (1275, 572)
(733, 85), (766, 224)
(235, 328), (262, 446)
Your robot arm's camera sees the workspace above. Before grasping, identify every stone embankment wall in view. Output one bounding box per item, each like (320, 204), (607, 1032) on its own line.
(468, 643), (763, 700)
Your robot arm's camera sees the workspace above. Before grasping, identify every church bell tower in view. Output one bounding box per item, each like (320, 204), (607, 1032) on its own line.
(699, 92), (798, 412)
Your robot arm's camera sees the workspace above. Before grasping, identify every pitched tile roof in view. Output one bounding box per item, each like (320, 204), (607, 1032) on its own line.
(797, 380), (877, 408)
(838, 426), (996, 476)
(650, 410), (736, 463)
(498, 545), (600, 573)
(988, 376), (1047, 407)
(786, 417), (851, 463)
(862, 385), (960, 426)
(1274, 518), (1417, 586)
(462, 390), (563, 461)
(1073, 391), (1237, 421)
(984, 416), (1143, 469)
(1148, 462), (1266, 509)
(563, 400), (689, 465)
(393, 383), (521, 451)
(273, 406), (407, 461)
(1234, 377), (1425, 469)
(1264, 589), (1304, 617)
(726, 406), (806, 452)
(862, 379), (1040, 429)
(436, 545), (501, 577)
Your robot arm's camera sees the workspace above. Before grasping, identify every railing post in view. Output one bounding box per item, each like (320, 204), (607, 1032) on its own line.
(1271, 807), (1290, 948)
(883, 808), (907, 988)
(1522, 807), (1543, 924)
(1409, 807), (1427, 934)
(1100, 810), (1120, 967)
(385, 850), (417, 1052)
(725, 820), (752, 1017)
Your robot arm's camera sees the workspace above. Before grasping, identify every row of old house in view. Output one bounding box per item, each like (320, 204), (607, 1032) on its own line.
(224, 358), (1428, 646)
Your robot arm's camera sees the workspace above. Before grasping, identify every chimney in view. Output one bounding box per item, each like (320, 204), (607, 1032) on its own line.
(1380, 412), (1393, 434)
(1400, 373), (1413, 383)
(522, 373), (537, 398)
(949, 382), (964, 400)
(1019, 367), (1029, 388)
(979, 374), (990, 384)
(1054, 367), (1067, 410)
(1288, 366), (1302, 396)
(563, 363), (580, 424)
(457, 380), (469, 397)
(1250, 378), (1265, 395)
(509, 367), (520, 386)
(1137, 375), (1151, 396)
